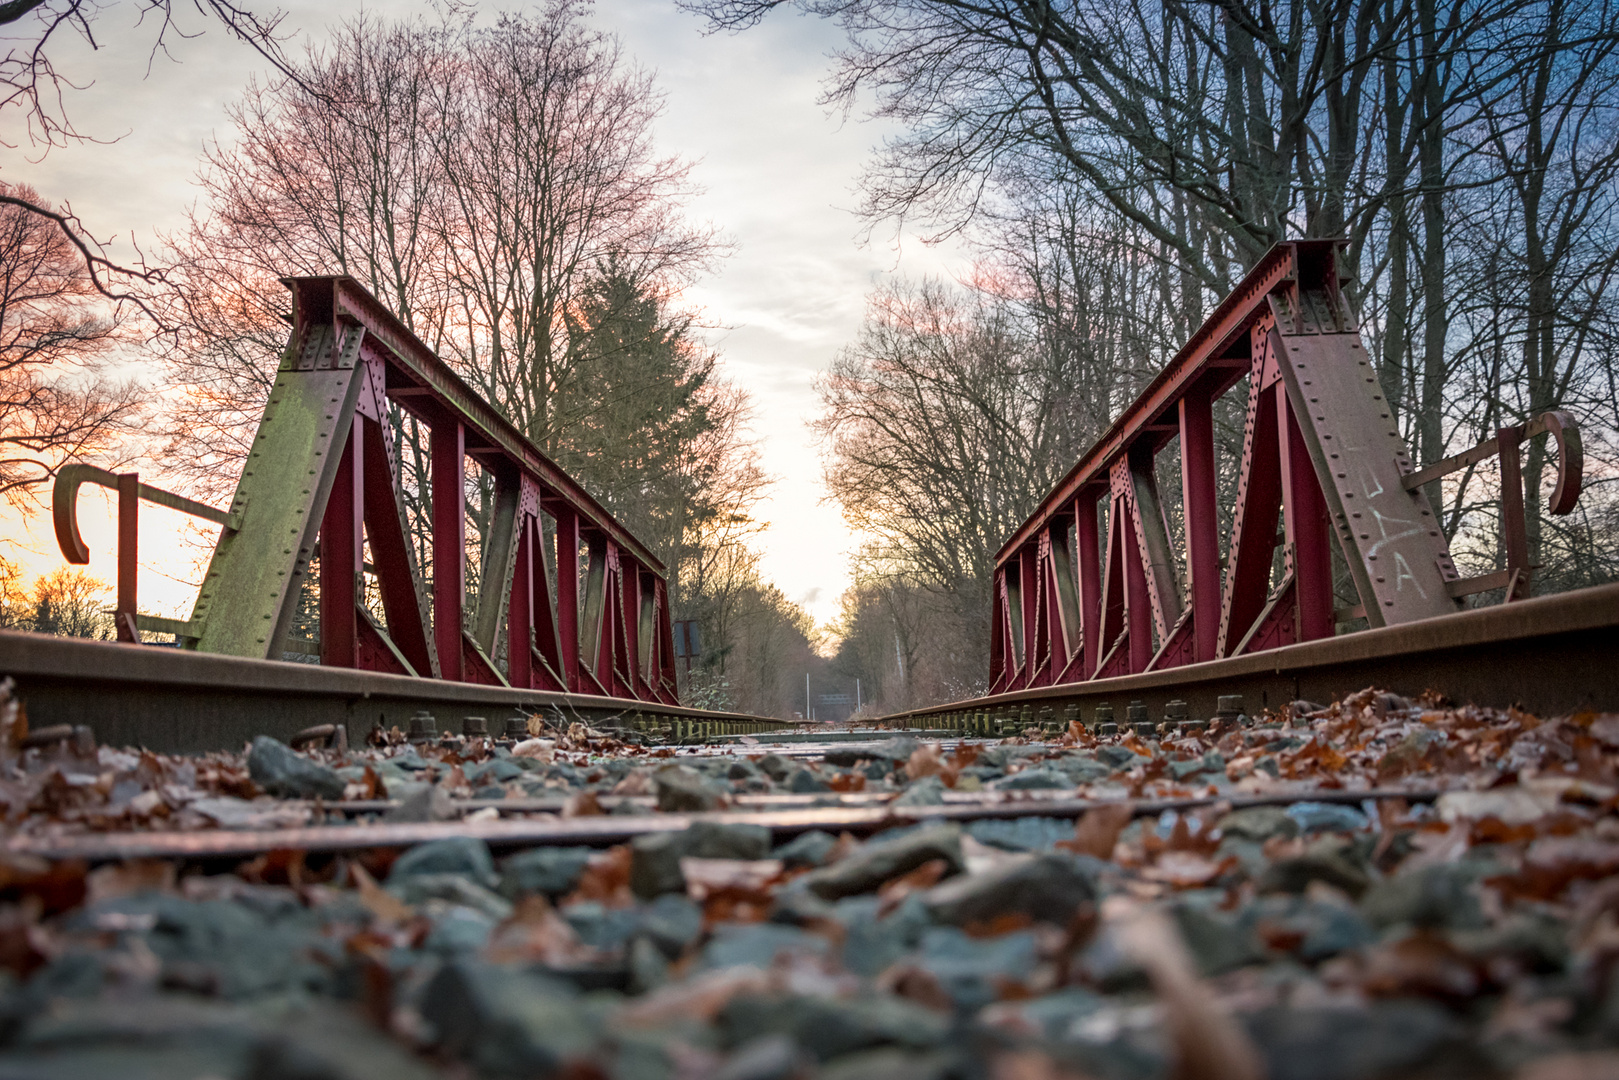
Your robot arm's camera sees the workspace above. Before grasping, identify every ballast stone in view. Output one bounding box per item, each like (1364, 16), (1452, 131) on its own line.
(246, 736), (345, 800)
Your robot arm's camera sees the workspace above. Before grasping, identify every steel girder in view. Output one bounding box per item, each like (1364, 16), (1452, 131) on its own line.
(180, 276), (679, 704)
(988, 240), (1583, 695)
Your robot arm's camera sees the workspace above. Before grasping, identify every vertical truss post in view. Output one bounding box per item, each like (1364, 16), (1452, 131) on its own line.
(1123, 498), (1152, 674)
(508, 520), (534, 689)
(1019, 545), (1039, 686)
(1497, 425), (1532, 599)
(320, 426), (363, 668)
(1106, 460), (1155, 674)
(1074, 491), (1102, 677)
(1095, 493), (1126, 676)
(1218, 345), (1285, 658)
(1178, 390), (1220, 663)
(1045, 520), (1081, 684)
(431, 420), (465, 682)
(527, 510), (566, 691)
(634, 571), (655, 695)
(1003, 561), (1025, 680)
(473, 465), (523, 662)
(988, 569), (1009, 691)
(554, 508), (581, 691)
(653, 577), (678, 704)
(116, 472), (139, 643)
(578, 534), (610, 694)
(1278, 391), (1334, 640)
(619, 553), (642, 694)
(1126, 447), (1183, 645)
(359, 410), (436, 677)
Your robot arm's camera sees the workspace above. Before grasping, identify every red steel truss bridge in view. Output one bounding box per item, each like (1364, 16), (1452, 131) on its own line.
(889, 240), (1618, 733)
(15, 275), (791, 748)
(4, 242), (1617, 752)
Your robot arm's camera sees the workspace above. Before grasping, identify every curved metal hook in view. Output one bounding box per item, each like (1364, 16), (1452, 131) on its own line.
(52, 463), (122, 565)
(1534, 410), (1583, 516)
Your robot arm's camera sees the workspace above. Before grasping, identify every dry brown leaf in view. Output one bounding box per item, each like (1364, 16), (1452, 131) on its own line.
(1140, 851), (1237, 889)
(827, 771), (867, 793)
(1060, 803), (1132, 860)
(611, 770), (651, 796)
(86, 860), (175, 904)
(1360, 929), (1480, 1001)
(485, 894), (598, 966)
(876, 857), (950, 915)
(513, 738), (556, 762)
(615, 966), (773, 1027)
(349, 862), (413, 923)
(906, 743), (944, 780)
(0, 898), (52, 977)
(0, 855), (86, 915)
(563, 790), (605, 817)
(991, 1049), (1093, 1080)
(566, 845), (635, 907)
(440, 764), (472, 796)
(876, 961), (954, 1012)
(680, 858), (784, 902)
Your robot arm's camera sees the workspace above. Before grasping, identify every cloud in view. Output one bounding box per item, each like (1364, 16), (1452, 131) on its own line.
(1, 0), (970, 628)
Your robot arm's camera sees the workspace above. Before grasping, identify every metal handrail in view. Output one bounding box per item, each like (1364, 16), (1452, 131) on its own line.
(51, 464), (236, 642)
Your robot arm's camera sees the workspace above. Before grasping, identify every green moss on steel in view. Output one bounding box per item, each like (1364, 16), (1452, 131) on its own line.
(189, 331), (364, 659)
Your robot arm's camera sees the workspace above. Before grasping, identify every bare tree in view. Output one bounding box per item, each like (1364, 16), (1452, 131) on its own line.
(0, 553), (27, 627)
(22, 565), (109, 637)
(159, 14), (449, 504)
(423, 8), (721, 455)
(162, 6), (781, 684)
(816, 279), (1084, 661)
(0, 0), (303, 308)
(680, 538), (819, 718)
(830, 571), (977, 709)
(685, 0), (1438, 281)
(705, 0), (1619, 626)
(0, 183), (138, 502)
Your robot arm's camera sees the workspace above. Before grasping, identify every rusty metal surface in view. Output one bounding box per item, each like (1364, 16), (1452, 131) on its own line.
(0, 628), (782, 752)
(887, 579), (1619, 727)
(996, 244), (1300, 562)
(987, 240), (1590, 695)
(2, 786), (1440, 863)
(5, 576), (1614, 753)
(329, 277), (661, 570)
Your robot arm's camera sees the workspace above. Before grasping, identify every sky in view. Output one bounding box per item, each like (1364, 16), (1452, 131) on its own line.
(0, 0), (972, 628)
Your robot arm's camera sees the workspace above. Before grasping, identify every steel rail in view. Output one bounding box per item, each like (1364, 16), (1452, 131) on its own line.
(5, 579), (1614, 753)
(0, 628), (789, 753)
(880, 580), (1619, 730)
(2, 786), (1442, 863)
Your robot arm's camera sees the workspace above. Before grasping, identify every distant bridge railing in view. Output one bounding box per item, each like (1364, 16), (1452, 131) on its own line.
(55, 276), (680, 704)
(989, 239), (1582, 694)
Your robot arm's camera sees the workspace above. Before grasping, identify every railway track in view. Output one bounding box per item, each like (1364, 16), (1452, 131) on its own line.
(0, 786), (1447, 863)
(886, 578), (1619, 738)
(5, 247), (1618, 1077)
(5, 575), (1613, 755)
(2, 586), (1616, 1080)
